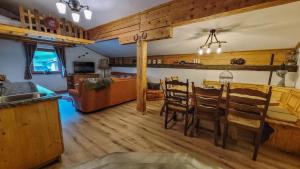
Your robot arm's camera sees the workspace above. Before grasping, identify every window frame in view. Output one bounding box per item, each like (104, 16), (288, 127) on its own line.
(31, 48), (62, 75)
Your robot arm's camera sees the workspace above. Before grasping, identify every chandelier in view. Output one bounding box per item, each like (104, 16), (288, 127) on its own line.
(198, 29), (226, 55)
(56, 0), (92, 23)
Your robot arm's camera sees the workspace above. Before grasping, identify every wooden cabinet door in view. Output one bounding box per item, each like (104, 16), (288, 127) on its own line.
(0, 100), (63, 169)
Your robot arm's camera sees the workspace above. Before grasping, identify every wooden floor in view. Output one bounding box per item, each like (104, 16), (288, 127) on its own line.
(46, 99), (300, 169)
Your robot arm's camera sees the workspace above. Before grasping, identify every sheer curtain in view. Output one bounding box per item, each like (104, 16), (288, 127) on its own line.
(23, 42), (37, 80)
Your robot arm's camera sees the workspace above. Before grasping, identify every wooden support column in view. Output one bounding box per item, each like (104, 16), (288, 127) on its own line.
(136, 39), (148, 113)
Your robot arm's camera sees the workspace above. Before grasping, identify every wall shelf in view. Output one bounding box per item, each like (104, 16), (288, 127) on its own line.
(110, 64), (298, 72)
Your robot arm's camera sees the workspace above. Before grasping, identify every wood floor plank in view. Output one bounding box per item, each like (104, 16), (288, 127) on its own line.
(46, 100), (300, 169)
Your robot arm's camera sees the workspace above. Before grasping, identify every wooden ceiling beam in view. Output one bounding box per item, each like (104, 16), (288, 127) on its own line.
(87, 0), (297, 44)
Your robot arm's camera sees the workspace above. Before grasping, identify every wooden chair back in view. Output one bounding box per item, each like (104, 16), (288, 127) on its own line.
(160, 79), (166, 98)
(165, 78), (189, 113)
(226, 83), (272, 127)
(192, 83), (224, 119)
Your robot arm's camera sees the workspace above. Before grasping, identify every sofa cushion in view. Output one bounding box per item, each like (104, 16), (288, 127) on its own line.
(267, 110), (298, 123)
(84, 78), (112, 90)
(228, 114), (261, 128)
(268, 106), (291, 114)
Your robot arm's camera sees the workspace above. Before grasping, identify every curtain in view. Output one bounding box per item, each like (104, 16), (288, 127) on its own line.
(55, 46), (67, 77)
(23, 42), (37, 80)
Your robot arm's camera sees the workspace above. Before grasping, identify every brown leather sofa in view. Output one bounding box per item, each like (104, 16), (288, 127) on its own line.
(68, 77), (137, 113)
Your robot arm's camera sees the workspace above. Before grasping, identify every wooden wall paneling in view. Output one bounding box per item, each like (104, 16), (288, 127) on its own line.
(109, 49), (291, 65)
(144, 26), (173, 41)
(60, 18), (66, 36)
(33, 9), (41, 31)
(140, 4), (171, 32)
(16, 5), (89, 42)
(141, 4), (171, 22)
(88, 0), (297, 43)
(146, 49), (291, 65)
(119, 30), (140, 45)
(79, 28), (84, 39)
(27, 9), (33, 30)
(140, 16), (171, 32)
(74, 27), (78, 38)
(170, 0), (298, 27)
(56, 18), (61, 34)
(19, 6), (26, 28)
(88, 15), (141, 41)
(136, 40), (148, 112)
(0, 24), (95, 45)
(94, 24), (140, 41)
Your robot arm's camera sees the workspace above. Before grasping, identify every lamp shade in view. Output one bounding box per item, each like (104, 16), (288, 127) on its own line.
(56, 1), (66, 14)
(72, 12), (80, 22)
(84, 9), (92, 20)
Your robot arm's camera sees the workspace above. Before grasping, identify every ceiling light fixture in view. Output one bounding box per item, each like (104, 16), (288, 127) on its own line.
(56, 0), (92, 22)
(198, 29), (226, 55)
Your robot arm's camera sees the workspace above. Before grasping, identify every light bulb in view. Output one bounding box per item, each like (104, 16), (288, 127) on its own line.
(84, 9), (92, 20)
(56, 1), (66, 14)
(217, 47), (222, 54)
(206, 47), (211, 54)
(72, 12), (80, 22)
(198, 48), (204, 55)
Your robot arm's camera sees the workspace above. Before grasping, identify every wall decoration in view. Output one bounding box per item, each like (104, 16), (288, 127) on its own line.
(230, 58), (246, 65)
(286, 51), (298, 66)
(0, 74), (6, 81)
(157, 59), (162, 64)
(44, 16), (59, 30)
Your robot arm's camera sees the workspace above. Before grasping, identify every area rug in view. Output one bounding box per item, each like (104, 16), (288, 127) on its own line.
(68, 152), (214, 169)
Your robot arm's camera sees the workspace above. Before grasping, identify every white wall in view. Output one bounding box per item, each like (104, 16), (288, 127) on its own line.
(112, 67), (298, 87)
(0, 39), (107, 91)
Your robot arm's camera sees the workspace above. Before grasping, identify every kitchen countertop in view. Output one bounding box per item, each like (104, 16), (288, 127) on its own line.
(0, 81), (61, 109)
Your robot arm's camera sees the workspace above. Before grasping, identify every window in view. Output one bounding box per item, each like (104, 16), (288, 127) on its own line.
(32, 49), (61, 74)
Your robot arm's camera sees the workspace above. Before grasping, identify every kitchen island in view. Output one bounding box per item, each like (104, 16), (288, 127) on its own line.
(0, 82), (63, 169)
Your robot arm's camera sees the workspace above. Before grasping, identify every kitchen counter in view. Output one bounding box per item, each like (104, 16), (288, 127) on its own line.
(0, 81), (64, 169)
(0, 81), (61, 109)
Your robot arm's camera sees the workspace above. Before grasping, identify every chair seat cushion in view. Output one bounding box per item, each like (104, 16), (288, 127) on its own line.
(267, 110), (298, 123)
(228, 114), (261, 128)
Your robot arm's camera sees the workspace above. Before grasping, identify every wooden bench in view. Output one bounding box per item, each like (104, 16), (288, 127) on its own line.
(203, 80), (300, 153)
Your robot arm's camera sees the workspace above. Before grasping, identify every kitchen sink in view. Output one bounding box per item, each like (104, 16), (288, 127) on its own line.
(0, 92), (47, 103)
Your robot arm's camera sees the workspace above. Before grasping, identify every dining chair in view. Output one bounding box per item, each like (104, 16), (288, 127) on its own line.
(164, 78), (193, 136)
(191, 82), (224, 146)
(222, 83), (272, 161)
(160, 76), (182, 116)
(160, 79), (166, 116)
